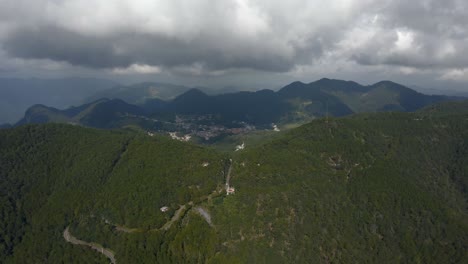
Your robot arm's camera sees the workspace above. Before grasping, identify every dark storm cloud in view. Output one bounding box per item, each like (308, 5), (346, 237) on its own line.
(0, 0), (357, 74)
(4, 25), (298, 72)
(4, 27), (133, 68)
(0, 0), (467, 80)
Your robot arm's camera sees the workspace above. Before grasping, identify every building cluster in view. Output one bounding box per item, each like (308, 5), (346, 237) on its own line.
(171, 115), (257, 141)
(169, 132), (191, 142)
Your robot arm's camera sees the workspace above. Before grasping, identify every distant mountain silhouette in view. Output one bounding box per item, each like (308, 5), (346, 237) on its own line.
(17, 98), (146, 128)
(17, 78), (459, 128)
(84, 82), (248, 106)
(0, 77), (117, 123)
(85, 82), (191, 104)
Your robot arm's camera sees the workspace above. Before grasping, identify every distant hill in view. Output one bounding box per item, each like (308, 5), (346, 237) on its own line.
(0, 77), (118, 124)
(84, 82), (191, 104)
(278, 78), (450, 113)
(167, 88), (289, 125)
(16, 98), (147, 129)
(0, 123), (12, 129)
(84, 82), (247, 106)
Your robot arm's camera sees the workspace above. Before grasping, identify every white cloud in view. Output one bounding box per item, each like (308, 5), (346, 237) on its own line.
(112, 64), (162, 75)
(395, 30), (414, 51)
(440, 68), (468, 82)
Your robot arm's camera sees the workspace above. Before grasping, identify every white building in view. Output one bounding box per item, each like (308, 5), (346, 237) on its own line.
(226, 186), (235, 195)
(235, 142), (245, 151)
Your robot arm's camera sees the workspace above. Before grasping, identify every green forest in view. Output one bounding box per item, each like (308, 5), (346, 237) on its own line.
(1, 102), (467, 263)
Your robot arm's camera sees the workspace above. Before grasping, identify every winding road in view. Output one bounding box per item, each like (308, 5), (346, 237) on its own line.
(63, 226), (116, 264)
(161, 203), (190, 231)
(65, 160), (234, 261)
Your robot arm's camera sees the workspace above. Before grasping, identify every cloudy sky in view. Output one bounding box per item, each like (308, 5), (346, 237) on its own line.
(0, 0), (467, 92)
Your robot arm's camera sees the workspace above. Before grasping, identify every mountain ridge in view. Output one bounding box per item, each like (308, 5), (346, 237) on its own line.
(15, 79), (462, 134)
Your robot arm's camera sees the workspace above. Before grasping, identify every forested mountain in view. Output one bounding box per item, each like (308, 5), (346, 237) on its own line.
(277, 78), (449, 113)
(16, 79), (458, 130)
(16, 99), (147, 129)
(167, 88), (290, 124)
(0, 78), (117, 124)
(1, 101), (467, 263)
(0, 124), (226, 263)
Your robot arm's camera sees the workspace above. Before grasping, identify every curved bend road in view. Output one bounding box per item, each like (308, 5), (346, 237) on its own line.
(63, 161), (233, 261)
(63, 226), (116, 264)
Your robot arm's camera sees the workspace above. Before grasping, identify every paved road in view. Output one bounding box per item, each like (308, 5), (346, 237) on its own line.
(161, 204), (188, 231)
(64, 159), (231, 262)
(226, 160), (233, 187)
(63, 226), (116, 264)
(106, 204), (191, 234)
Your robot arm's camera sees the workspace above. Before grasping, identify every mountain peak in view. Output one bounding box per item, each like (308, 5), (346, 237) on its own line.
(371, 80), (418, 94)
(174, 88), (208, 101)
(316, 77), (331, 82)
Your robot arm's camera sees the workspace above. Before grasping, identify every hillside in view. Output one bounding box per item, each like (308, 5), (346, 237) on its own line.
(1, 103), (467, 263)
(0, 124), (227, 263)
(216, 111), (468, 263)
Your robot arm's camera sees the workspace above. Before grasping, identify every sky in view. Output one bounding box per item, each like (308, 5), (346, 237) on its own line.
(0, 0), (467, 92)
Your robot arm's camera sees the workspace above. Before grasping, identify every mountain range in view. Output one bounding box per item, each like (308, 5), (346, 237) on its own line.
(16, 78), (459, 130)
(83, 82), (246, 105)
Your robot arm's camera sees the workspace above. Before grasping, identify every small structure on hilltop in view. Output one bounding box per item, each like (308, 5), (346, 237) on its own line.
(226, 185), (235, 195)
(160, 206), (169, 212)
(147, 131), (154, 136)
